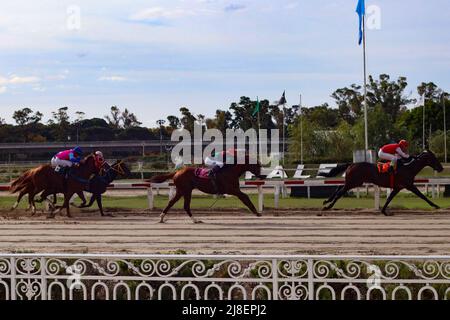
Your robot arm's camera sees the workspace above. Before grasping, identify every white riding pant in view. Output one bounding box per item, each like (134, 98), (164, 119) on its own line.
(51, 157), (73, 168)
(205, 157), (224, 168)
(378, 150), (401, 164)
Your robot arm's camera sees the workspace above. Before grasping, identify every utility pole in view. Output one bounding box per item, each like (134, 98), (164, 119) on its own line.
(299, 94), (303, 164)
(443, 93), (448, 163)
(156, 119), (166, 156)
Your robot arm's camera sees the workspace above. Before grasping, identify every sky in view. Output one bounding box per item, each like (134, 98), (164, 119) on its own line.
(0, 0), (449, 127)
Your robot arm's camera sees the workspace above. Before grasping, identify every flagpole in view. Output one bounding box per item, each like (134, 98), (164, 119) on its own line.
(423, 94), (426, 149)
(362, 5), (369, 155)
(282, 103), (286, 166)
(443, 93), (447, 163)
(299, 94), (303, 164)
(257, 96), (261, 163)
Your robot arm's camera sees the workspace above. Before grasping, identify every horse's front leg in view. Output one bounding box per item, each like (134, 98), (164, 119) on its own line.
(63, 191), (76, 218)
(406, 185), (440, 209)
(231, 190), (260, 217)
(381, 188), (401, 216)
(159, 191), (182, 223)
(183, 191), (201, 224)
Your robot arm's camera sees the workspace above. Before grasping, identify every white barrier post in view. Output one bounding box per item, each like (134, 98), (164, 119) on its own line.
(274, 185), (280, 209)
(374, 185), (380, 210)
(147, 187), (154, 210)
(258, 185), (264, 213)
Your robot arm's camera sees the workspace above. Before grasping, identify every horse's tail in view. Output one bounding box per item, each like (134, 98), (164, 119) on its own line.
(9, 170), (33, 193)
(150, 172), (176, 183)
(318, 163), (352, 178)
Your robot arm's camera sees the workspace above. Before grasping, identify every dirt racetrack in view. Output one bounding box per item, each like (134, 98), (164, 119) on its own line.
(0, 209), (449, 255)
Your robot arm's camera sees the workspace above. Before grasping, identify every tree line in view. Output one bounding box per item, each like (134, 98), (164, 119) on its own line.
(0, 73), (448, 162)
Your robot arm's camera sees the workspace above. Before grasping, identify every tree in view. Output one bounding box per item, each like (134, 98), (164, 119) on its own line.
(12, 108), (42, 126)
(121, 108), (141, 129)
(179, 107), (196, 133)
(167, 115), (181, 129)
(105, 106), (121, 129)
(331, 84), (363, 125)
(417, 82), (443, 102)
(366, 74), (412, 123)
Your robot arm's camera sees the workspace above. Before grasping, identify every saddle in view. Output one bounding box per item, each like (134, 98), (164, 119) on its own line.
(194, 168), (211, 180)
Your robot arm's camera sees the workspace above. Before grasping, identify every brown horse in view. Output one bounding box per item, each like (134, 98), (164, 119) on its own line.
(151, 161), (262, 223)
(321, 150), (444, 215)
(24, 155), (98, 218)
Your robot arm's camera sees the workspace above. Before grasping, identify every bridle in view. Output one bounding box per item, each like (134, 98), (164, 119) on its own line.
(108, 160), (127, 176)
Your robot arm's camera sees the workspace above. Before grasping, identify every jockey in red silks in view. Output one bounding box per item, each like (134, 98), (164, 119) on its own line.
(51, 146), (83, 171)
(94, 150), (110, 175)
(378, 140), (410, 172)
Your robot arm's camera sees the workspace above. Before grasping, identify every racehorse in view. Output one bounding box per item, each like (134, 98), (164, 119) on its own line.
(24, 154), (98, 218)
(150, 159), (263, 223)
(71, 160), (131, 216)
(320, 150), (444, 215)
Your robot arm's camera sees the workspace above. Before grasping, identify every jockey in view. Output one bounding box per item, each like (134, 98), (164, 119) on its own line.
(94, 151), (110, 174)
(205, 148), (238, 173)
(51, 146), (83, 172)
(378, 140), (410, 172)
(204, 148), (238, 193)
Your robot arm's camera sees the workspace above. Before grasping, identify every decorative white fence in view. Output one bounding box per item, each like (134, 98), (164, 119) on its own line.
(0, 254), (449, 300)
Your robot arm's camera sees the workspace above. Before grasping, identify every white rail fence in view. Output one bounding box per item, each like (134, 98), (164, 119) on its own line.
(0, 254), (448, 300)
(1, 178), (449, 211)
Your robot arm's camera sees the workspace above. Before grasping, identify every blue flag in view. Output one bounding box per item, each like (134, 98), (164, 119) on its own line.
(356, 0), (365, 45)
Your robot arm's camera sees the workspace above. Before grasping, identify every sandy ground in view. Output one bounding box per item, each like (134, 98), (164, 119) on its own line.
(0, 208), (449, 255)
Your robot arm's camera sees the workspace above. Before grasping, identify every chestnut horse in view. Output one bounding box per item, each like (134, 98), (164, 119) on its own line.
(12, 155), (98, 218)
(320, 150), (444, 215)
(151, 161), (262, 223)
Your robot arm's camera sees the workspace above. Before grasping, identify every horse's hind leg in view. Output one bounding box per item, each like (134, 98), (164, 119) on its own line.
(323, 186), (343, 205)
(11, 189), (27, 211)
(159, 191), (182, 223)
(323, 185), (351, 211)
(183, 192), (201, 224)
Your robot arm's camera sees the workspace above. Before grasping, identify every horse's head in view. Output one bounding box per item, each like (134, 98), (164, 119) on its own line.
(420, 149), (444, 172)
(79, 154), (98, 174)
(111, 160), (132, 177)
(241, 154), (263, 179)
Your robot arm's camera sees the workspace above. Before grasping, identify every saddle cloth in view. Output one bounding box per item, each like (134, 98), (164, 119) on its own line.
(377, 162), (395, 188)
(194, 168), (211, 180)
(377, 162), (391, 174)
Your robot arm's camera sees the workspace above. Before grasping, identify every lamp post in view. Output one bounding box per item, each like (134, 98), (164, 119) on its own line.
(156, 119), (166, 156)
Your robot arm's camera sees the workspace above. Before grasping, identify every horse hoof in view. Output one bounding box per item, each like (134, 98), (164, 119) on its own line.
(382, 211), (393, 216)
(194, 220), (203, 224)
(434, 206), (440, 210)
(322, 207), (330, 211)
(256, 213), (262, 217)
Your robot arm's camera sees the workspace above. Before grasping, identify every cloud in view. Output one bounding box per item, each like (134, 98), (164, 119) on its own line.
(0, 87), (6, 94)
(224, 4), (246, 12)
(98, 76), (128, 82)
(129, 7), (195, 21)
(0, 74), (41, 87)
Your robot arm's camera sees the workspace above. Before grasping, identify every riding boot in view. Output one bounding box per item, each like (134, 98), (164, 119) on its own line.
(209, 165), (222, 195)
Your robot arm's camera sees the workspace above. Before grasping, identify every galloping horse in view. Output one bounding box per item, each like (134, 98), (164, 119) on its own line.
(72, 160), (131, 216)
(10, 159), (130, 217)
(25, 155), (98, 218)
(321, 150), (444, 215)
(151, 159), (262, 223)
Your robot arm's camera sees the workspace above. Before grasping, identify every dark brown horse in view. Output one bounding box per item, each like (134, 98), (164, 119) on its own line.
(321, 150), (444, 215)
(150, 161), (262, 223)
